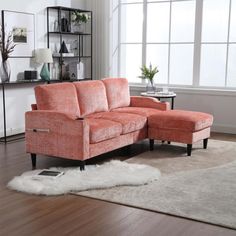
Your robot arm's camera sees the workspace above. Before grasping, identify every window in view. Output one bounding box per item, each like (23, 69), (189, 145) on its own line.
(113, 0), (236, 88)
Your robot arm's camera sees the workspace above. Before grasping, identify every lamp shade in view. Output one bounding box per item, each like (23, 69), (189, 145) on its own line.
(35, 48), (53, 64)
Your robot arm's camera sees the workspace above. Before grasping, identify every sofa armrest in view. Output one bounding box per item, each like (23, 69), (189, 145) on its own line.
(25, 110), (89, 160)
(130, 96), (170, 111)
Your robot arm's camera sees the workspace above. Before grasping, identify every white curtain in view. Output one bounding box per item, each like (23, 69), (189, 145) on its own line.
(85, 0), (111, 80)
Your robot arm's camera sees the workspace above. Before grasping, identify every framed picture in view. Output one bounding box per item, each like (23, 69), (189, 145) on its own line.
(2, 10), (35, 57)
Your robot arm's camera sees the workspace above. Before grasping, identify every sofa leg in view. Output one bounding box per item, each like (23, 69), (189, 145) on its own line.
(187, 144), (192, 156)
(150, 139), (154, 151)
(123, 145), (131, 155)
(80, 161), (85, 171)
(203, 138), (208, 149)
(31, 153), (36, 170)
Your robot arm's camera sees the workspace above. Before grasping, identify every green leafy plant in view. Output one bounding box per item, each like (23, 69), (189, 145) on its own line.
(139, 63), (159, 85)
(71, 11), (90, 24)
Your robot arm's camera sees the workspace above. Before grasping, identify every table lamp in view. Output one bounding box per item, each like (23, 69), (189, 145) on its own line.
(36, 48), (53, 81)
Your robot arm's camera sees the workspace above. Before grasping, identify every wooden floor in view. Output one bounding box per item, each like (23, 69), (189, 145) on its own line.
(0, 133), (236, 236)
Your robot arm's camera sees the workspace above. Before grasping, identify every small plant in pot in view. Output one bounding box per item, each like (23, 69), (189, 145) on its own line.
(71, 11), (90, 33)
(139, 63), (159, 94)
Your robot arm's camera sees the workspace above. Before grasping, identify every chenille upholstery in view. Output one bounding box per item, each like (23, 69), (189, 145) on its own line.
(148, 110), (213, 132)
(25, 78), (213, 166)
(87, 112), (147, 134)
(74, 81), (109, 117)
(113, 107), (163, 117)
(148, 110), (213, 152)
(35, 82), (80, 118)
(86, 118), (122, 144)
(102, 78), (130, 110)
(130, 96), (170, 111)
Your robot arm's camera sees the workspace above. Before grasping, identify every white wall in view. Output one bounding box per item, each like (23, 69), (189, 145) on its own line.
(131, 86), (236, 134)
(0, 0), (87, 137)
(71, 0), (85, 9)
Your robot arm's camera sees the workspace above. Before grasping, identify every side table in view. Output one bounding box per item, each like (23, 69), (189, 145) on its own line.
(141, 92), (176, 110)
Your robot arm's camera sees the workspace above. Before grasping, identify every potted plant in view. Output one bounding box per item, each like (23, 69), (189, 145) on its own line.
(0, 28), (16, 83)
(71, 11), (90, 33)
(139, 63), (159, 93)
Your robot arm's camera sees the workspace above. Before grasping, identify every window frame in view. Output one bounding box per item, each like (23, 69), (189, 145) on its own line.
(113, 0), (236, 90)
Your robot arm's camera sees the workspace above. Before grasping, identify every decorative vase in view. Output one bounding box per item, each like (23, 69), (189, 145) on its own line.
(71, 22), (85, 33)
(0, 60), (11, 83)
(146, 79), (156, 94)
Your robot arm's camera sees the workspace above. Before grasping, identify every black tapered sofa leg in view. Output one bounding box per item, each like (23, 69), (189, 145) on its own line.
(80, 160), (85, 171)
(203, 138), (208, 149)
(187, 144), (192, 156)
(31, 153), (36, 170)
(150, 139), (154, 151)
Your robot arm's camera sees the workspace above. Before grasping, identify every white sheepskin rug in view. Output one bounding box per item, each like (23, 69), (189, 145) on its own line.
(7, 160), (161, 196)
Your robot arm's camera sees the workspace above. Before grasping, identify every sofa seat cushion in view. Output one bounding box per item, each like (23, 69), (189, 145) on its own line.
(74, 81), (109, 117)
(148, 110), (213, 132)
(86, 118), (122, 144)
(35, 83), (81, 117)
(112, 107), (163, 117)
(87, 112), (147, 134)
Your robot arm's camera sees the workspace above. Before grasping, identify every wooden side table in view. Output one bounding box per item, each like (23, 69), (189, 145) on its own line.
(141, 92), (177, 109)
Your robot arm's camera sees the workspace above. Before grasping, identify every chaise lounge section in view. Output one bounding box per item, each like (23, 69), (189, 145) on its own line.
(148, 110), (213, 156)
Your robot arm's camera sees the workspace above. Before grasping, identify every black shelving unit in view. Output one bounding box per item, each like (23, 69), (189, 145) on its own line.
(47, 6), (93, 81)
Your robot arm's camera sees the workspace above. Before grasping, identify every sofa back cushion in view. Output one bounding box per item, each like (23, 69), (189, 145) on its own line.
(35, 83), (81, 117)
(74, 80), (109, 116)
(102, 78), (130, 110)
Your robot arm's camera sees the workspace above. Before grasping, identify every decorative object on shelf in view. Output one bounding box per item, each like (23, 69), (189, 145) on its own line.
(24, 70), (37, 80)
(53, 42), (74, 57)
(71, 11), (90, 33)
(47, 6), (92, 80)
(67, 61), (84, 80)
(59, 41), (69, 53)
(139, 63), (159, 94)
(61, 61), (68, 80)
(2, 10), (35, 57)
(35, 48), (53, 81)
(53, 20), (59, 32)
(51, 63), (58, 80)
(71, 40), (78, 56)
(0, 60), (11, 83)
(61, 17), (70, 32)
(0, 26), (16, 82)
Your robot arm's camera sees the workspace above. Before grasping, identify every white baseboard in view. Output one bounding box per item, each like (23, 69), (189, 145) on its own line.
(0, 127), (25, 138)
(211, 124), (236, 134)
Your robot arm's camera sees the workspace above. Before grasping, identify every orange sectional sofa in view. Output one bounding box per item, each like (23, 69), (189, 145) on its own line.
(25, 78), (213, 170)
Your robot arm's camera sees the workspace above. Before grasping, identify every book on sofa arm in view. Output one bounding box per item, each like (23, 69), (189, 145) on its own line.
(32, 170), (64, 179)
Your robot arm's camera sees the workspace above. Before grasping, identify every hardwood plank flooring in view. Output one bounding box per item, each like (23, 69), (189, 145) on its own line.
(0, 133), (236, 236)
